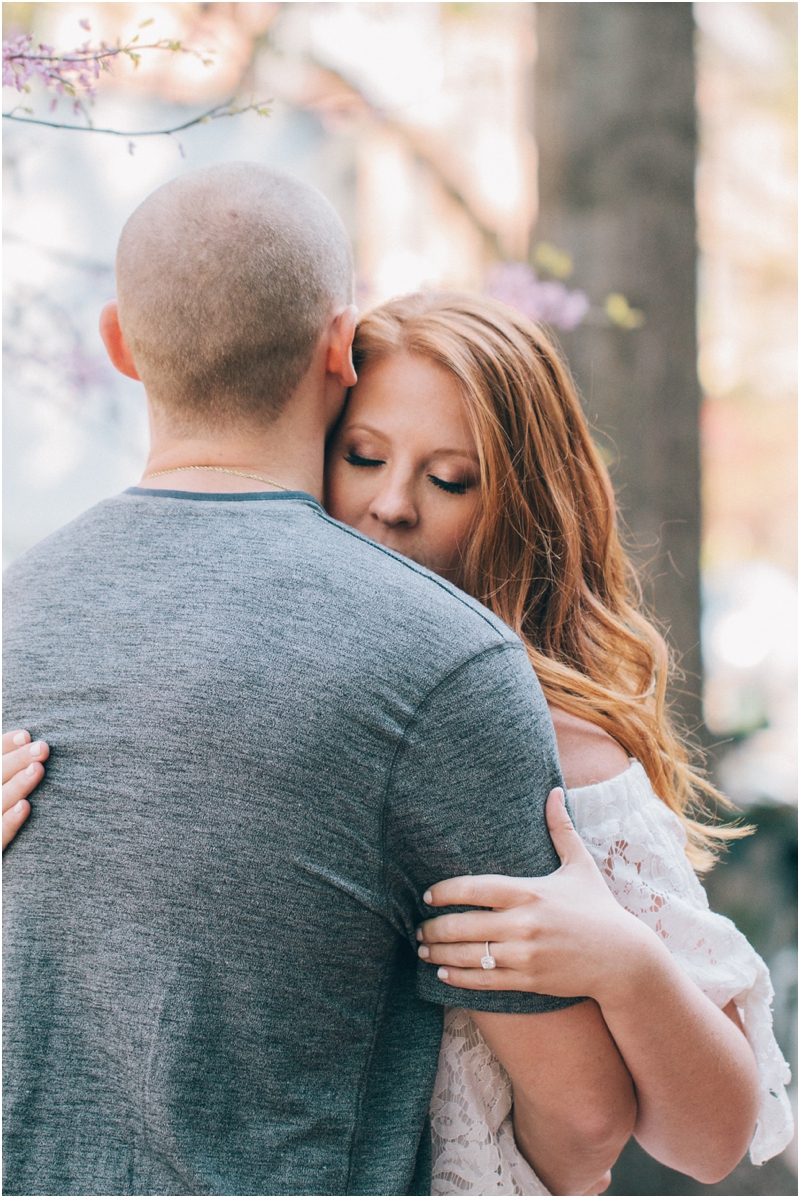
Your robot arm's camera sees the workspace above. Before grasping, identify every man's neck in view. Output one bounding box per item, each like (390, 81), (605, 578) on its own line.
(136, 320), (352, 500)
(141, 421), (326, 500)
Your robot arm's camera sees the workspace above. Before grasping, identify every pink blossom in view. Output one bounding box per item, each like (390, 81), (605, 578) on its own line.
(486, 263), (590, 332)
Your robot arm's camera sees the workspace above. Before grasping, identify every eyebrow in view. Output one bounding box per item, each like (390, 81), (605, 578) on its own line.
(343, 423), (479, 462)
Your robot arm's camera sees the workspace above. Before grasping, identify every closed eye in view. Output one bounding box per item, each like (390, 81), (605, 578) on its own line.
(345, 452), (385, 468)
(429, 475), (470, 495)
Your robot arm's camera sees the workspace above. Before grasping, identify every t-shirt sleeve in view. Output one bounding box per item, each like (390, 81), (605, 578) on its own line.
(383, 640), (584, 1015)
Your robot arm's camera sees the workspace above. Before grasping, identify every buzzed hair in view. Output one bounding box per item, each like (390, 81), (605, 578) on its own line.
(116, 163), (353, 429)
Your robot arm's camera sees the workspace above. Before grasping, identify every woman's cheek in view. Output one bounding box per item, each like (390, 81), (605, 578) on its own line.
(325, 465), (367, 526)
(451, 493), (481, 541)
(425, 501), (473, 576)
(445, 497), (481, 572)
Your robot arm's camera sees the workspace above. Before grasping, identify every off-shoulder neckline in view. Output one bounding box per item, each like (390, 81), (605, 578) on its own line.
(565, 758), (641, 797)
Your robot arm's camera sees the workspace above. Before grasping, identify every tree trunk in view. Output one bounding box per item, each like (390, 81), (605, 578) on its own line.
(533, 2), (703, 732)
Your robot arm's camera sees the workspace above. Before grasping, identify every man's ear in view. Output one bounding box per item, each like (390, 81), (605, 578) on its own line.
(99, 301), (141, 380)
(325, 304), (358, 388)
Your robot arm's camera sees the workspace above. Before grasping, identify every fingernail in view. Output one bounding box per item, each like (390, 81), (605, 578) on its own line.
(423, 890), (432, 905)
(12, 732), (27, 746)
(24, 763), (38, 777)
(14, 800), (27, 813)
(415, 927), (423, 941)
(437, 967), (449, 981)
(29, 742), (43, 757)
(418, 945), (430, 959)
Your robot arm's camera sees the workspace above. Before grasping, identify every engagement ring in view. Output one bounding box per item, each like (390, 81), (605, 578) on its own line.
(481, 941), (496, 970)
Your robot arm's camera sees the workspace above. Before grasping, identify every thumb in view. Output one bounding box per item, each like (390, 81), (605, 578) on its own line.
(545, 787), (586, 865)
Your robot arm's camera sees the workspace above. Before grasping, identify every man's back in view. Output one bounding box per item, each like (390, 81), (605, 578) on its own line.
(3, 488), (571, 1196)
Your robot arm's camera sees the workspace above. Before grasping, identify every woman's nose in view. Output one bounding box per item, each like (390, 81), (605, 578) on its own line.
(369, 476), (419, 528)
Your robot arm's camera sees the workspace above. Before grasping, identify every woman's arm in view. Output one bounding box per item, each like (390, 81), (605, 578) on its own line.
(590, 914), (759, 1181)
(418, 789), (760, 1185)
(2, 730), (48, 849)
(470, 1000), (635, 1195)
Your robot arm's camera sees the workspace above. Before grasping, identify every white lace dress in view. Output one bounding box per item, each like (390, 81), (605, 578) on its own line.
(429, 761), (794, 1195)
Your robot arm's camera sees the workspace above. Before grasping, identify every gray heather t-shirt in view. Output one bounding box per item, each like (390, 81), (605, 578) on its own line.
(3, 489), (578, 1197)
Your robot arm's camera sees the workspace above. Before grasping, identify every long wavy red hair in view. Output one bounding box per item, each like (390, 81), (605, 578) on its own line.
(353, 292), (745, 870)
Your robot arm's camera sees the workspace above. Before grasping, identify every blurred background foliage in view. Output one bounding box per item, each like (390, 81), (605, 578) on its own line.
(2, 3), (796, 1192)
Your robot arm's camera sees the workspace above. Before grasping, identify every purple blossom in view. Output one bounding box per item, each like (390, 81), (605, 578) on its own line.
(486, 263), (590, 332)
(2, 30), (110, 99)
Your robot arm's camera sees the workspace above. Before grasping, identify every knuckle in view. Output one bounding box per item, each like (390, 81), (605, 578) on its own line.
(512, 946), (535, 972)
(466, 878), (492, 905)
(6, 774), (24, 799)
(6, 747), (27, 776)
(444, 916), (465, 941)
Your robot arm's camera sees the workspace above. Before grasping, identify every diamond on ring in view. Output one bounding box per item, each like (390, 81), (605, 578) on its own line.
(481, 941), (496, 970)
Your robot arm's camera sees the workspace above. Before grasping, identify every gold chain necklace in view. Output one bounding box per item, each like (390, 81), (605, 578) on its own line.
(142, 465), (290, 491)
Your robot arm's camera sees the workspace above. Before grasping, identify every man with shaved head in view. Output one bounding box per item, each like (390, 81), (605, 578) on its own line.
(115, 163), (354, 432)
(4, 164), (598, 1194)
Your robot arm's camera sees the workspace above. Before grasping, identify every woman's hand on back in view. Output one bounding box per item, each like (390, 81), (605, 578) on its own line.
(416, 788), (652, 1003)
(3, 730), (48, 850)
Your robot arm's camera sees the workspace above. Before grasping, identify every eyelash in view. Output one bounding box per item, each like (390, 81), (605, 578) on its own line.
(344, 452), (471, 495)
(345, 452), (384, 468)
(429, 475), (469, 495)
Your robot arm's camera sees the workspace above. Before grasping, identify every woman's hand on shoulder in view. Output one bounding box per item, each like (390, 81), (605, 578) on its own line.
(3, 730), (48, 850)
(417, 788), (655, 1003)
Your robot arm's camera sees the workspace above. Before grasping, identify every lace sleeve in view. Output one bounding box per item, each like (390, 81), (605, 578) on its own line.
(430, 1007), (550, 1195)
(429, 762), (793, 1195)
(568, 761), (793, 1166)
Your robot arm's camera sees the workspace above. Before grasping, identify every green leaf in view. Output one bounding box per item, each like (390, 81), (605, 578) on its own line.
(138, 18), (155, 28)
(604, 293), (645, 330)
(534, 241), (573, 280)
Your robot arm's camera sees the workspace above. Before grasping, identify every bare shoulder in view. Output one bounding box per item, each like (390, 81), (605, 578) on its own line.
(548, 705), (631, 790)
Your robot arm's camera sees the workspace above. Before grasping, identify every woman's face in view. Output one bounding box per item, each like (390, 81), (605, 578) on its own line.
(325, 352), (481, 582)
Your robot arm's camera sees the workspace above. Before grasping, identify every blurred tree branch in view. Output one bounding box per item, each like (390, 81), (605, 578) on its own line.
(3, 99), (270, 139)
(2, 21), (269, 148)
